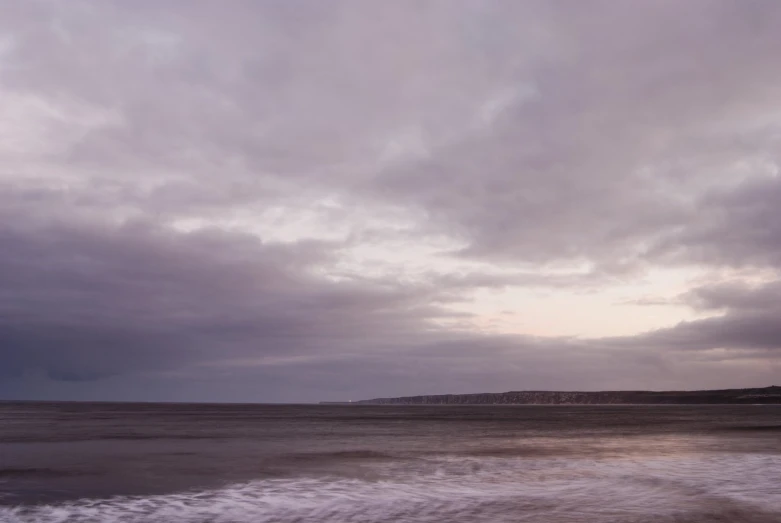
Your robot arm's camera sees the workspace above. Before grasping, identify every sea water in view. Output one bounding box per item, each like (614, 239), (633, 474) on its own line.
(1, 402), (779, 522)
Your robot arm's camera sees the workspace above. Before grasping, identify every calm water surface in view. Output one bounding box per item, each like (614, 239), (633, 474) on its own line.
(0, 402), (780, 522)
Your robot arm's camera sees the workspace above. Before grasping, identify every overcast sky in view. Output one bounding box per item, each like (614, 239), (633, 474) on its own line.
(1, 0), (780, 402)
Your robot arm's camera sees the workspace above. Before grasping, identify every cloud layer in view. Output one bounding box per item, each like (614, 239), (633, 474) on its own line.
(1, 1), (780, 401)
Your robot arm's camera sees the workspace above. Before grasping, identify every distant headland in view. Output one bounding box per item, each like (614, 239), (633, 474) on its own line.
(329, 386), (781, 405)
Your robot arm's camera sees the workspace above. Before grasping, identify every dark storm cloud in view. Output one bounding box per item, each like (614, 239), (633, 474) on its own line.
(0, 212), (666, 399)
(2, 1), (781, 400)
(0, 215), (466, 381)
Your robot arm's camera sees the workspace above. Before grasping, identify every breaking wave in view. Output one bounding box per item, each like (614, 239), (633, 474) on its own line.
(3, 453), (780, 523)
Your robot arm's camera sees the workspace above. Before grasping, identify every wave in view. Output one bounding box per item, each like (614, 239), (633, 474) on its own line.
(3, 454), (780, 523)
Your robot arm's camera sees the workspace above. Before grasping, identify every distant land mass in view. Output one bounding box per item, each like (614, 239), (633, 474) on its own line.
(346, 386), (781, 405)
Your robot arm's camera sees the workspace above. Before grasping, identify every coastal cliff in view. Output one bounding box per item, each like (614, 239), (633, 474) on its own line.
(355, 386), (781, 405)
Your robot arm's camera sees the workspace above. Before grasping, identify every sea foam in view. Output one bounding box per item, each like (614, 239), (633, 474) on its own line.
(2, 453), (780, 523)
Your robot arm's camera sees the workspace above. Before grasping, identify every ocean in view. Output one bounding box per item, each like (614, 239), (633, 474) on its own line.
(0, 402), (779, 522)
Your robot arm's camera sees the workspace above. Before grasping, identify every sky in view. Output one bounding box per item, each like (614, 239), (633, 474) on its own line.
(1, 0), (781, 403)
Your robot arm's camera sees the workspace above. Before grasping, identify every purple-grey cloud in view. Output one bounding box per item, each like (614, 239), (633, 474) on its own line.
(1, 1), (781, 400)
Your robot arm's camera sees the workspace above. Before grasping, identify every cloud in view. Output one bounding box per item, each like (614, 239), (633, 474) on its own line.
(599, 277), (781, 374)
(362, 0), (781, 269)
(0, 215), (456, 381)
(1, 1), (781, 401)
(651, 176), (781, 269)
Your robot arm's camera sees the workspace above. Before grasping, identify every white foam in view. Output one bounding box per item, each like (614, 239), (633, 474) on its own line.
(3, 453), (780, 523)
